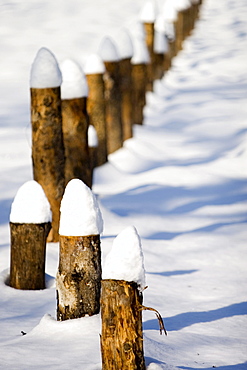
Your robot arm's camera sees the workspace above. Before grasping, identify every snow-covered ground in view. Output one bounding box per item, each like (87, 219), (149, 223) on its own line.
(0, 0), (247, 369)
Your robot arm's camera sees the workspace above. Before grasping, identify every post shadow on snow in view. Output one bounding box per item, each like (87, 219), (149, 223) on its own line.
(0, 198), (12, 225)
(143, 301), (247, 332)
(147, 269), (198, 277)
(150, 219), (247, 240)
(100, 179), (247, 218)
(145, 357), (167, 368)
(178, 362), (247, 370)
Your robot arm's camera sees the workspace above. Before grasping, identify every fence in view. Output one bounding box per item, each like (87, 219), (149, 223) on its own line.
(9, 1), (202, 368)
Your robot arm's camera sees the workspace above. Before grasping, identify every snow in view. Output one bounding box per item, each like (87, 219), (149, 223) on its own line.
(9, 180), (52, 224)
(30, 47), (62, 88)
(102, 226), (146, 290)
(174, 0), (191, 11)
(60, 59), (88, 100)
(83, 53), (106, 75)
(98, 36), (119, 62)
(162, 2), (178, 22)
(88, 125), (99, 148)
(1, 0), (247, 369)
(59, 179), (103, 236)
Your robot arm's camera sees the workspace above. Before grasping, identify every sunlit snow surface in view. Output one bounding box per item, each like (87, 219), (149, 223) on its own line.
(0, 0), (247, 369)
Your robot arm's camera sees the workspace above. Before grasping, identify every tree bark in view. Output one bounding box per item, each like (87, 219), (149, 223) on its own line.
(101, 279), (145, 370)
(61, 97), (91, 188)
(131, 63), (147, 125)
(30, 87), (65, 242)
(143, 22), (155, 92)
(9, 222), (51, 290)
(86, 73), (108, 167)
(104, 61), (123, 154)
(57, 234), (101, 321)
(119, 58), (133, 141)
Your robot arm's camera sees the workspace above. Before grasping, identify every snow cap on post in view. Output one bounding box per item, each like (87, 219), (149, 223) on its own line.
(162, 2), (177, 22)
(84, 53), (106, 75)
(88, 125), (98, 148)
(115, 28), (134, 60)
(175, 0), (191, 11)
(10, 180), (52, 224)
(59, 179), (103, 236)
(30, 47), (62, 88)
(98, 36), (120, 62)
(60, 59), (88, 100)
(139, 1), (156, 23)
(103, 226), (146, 290)
(131, 36), (150, 65)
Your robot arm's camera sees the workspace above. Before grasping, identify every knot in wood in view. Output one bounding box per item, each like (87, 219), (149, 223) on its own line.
(123, 342), (132, 352)
(43, 95), (54, 107)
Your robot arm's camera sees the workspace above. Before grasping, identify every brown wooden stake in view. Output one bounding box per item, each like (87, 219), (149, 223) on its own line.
(61, 97), (91, 188)
(101, 279), (145, 370)
(9, 222), (51, 290)
(86, 73), (108, 167)
(56, 234), (101, 320)
(119, 58), (133, 141)
(31, 87), (65, 242)
(143, 22), (155, 92)
(175, 10), (186, 52)
(104, 61), (123, 154)
(131, 63), (147, 125)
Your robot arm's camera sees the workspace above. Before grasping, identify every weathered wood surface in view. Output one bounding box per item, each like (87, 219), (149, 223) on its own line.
(131, 64), (147, 125)
(86, 73), (108, 167)
(101, 279), (145, 370)
(57, 234), (101, 321)
(119, 58), (133, 141)
(31, 87), (65, 242)
(104, 61), (123, 154)
(61, 97), (91, 188)
(9, 222), (51, 290)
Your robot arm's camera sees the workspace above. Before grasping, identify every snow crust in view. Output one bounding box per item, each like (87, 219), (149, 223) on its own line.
(10, 180), (51, 224)
(115, 28), (134, 59)
(98, 37), (119, 62)
(60, 59), (88, 99)
(102, 226), (146, 290)
(88, 125), (98, 148)
(30, 47), (62, 88)
(139, 1), (156, 23)
(59, 179), (103, 236)
(83, 53), (105, 75)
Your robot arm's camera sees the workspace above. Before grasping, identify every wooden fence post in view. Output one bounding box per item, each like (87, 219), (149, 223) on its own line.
(101, 226), (146, 370)
(30, 47), (65, 242)
(140, 1), (157, 92)
(60, 59), (91, 188)
(56, 179), (103, 320)
(84, 54), (108, 167)
(99, 37), (123, 154)
(131, 32), (149, 125)
(9, 181), (51, 290)
(117, 29), (134, 141)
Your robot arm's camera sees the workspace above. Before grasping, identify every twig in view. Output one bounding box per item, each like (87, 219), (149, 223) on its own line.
(139, 305), (167, 336)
